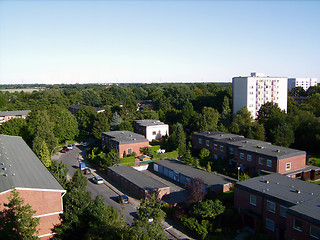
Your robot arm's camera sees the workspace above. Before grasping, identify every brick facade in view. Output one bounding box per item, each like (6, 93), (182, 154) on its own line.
(0, 189), (64, 239)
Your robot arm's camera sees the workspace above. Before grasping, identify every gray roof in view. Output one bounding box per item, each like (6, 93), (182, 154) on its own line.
(134, 119), (168, 127)
(0, 110), (31, 116)
(154, 159), (235, 186)
(69, 104), (104, 112)
(193, 131), (241, 141)
(236, 174), (320, 225)
(102, 131), (148, 144)
(235, 140), (305, 160)
(0, 135), (65, 193)
(108, 165), (169, 190)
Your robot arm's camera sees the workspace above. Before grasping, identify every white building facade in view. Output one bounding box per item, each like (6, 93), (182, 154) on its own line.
(233, 73), (288, 119)
(288, 78), (317, 92)
(133, 120), (169, 142)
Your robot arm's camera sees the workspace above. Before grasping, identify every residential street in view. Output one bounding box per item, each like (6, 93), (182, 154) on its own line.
(52, 142), (194, 240)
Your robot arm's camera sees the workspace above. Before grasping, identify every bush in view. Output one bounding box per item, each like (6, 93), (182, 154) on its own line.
(180, 217), (208, 240)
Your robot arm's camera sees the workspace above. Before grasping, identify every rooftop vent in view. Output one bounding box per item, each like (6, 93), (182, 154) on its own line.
(1, 163), (4, 165)
(12, 173), (15, 176)
(276, 149), (280, 152)
(296, 189), (301, 194)
(3, 174), (7, 177)
(121, 132), (124, 134)
(265, 180), (269, 184)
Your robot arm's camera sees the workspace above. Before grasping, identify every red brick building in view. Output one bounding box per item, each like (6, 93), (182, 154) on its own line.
(192, 131), (319, 179)
(0, 134), (66, 239)
(0, 110), (31, 125)
(234, 173), (320, 240)
(102, 131), (149, 158)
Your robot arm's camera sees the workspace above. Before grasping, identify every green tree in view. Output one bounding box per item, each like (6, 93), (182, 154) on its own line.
(47, 105), (79, 142)
(37, 140), (51, 167)
(110, 112), (122, 130)
(92, 114), (110, 139)
(167, 123), (186, 154)
(0, 118), (26, 136)
(219, 96), (232, 127)
(0, 189), (39, 239)
(271, 122), (295, 147)
(76, 106), (97, 132)
(119, 120), (133, 131)
(191, 199), (225, 219)
(181, 100), (195, 127)
(49, 160), (69, 188)
(199, 148), (210, 166)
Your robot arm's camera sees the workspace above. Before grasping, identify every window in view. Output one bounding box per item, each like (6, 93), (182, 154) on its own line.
(280, 205), (288, 218)
(250, 195), (257, 206)
(293, 218), (303, 232)
(214, 144), (218, 150)
(199, 138), (202, 144)
(127, 148), (133, 155)
(206, 140), (210, 147)
(267, 159), (272, 167)
(247, 155), (252, 161)
(266, 200), (276, 213)
(220, 145), (224, 152)
(240, 153), (244, 159)
(286, 163), (291, 171)
(310, 225), (320, 239)
(152, 131), (156, 135)
(259, 157), (263, 165)
(266, 218), (275, 232)
(229, 147), (234, 155)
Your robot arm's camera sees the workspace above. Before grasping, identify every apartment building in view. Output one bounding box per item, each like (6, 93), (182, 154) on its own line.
(233, 72), (288, 119)
(192, 131), (320, 179)
(288, 78), (318, 92)
(0, 134), (66, 239)
(234, 173), (320, 240)
(0, 110), (31, 125)
(101, 131), (149, 158)
(133, 119), (169, 142)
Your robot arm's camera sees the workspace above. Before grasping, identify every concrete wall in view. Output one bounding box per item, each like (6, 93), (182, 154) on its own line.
(232, 77), (248, 116)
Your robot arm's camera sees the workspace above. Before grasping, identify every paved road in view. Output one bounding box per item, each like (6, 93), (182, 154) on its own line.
(54, 144), (137, 224)
(53, 143), (193, 239)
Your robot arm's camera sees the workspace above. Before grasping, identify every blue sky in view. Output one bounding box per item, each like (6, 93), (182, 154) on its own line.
(0, 0), (319, 84)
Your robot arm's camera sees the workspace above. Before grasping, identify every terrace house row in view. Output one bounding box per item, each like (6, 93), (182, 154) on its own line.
(235, 173), (320, 240)
(102, 131), (149, 158)
(192, 131), (319, 179)
(0, 110), (31, 125)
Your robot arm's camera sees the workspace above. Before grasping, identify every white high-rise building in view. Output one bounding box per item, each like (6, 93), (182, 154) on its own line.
(232, 72), (288, 119)
(288, 78), (317, 92)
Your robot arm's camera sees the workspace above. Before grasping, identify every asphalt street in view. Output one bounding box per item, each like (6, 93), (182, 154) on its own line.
(53, 142), (194, 239)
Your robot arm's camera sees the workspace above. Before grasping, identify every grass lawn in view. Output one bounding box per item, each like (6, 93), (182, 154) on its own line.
(153, 150), (178, 160)
(120, 156), (135, 166)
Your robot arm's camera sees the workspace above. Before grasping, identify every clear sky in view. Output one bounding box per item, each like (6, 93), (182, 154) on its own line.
(0, 0), (319, 84)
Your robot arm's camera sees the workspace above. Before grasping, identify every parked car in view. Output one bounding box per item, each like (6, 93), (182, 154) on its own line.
(84, 168), (91, 175)
(67, 144), (73, 150)
(60, 148), (69, 153)
(131, 211), (153, 223)
(92, 176), (103, 184)
(117, 195), (129, 204)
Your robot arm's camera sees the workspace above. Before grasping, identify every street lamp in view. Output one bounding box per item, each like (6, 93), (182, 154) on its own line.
(237, 167), (241, 181)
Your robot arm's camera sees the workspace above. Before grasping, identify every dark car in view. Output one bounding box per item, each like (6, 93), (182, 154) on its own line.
(118, 195), (129, 204)
(60, 148), (69, 153)
(84, 168), (91, 175)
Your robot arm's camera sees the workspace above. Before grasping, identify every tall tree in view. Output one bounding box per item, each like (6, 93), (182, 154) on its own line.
(0, 189), (39, 239)
(110, 112), (122, 131)
(167, 123), (186, 154)
(92, 114), (110, 139)
(0, 118), (26, 136)
(76, 106), (97, 133)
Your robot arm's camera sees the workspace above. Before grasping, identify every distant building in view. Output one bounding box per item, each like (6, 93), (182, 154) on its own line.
(288, 78), (317, 92)
(133, 119), (169, 141)
(102, 131), (149, 158)
(68, 104), (105, 115)
(192, 131), (320, 179)
(234, 173), (320, 240)
(150, 159), (235, 194)
(0, 110), (31, 125)
(0, 134), (66, 239)
(232, 72), (287, 119)
(106, 165), (170, 200)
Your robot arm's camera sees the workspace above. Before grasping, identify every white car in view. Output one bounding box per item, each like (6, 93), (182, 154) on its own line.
(92, 176), (103, 184)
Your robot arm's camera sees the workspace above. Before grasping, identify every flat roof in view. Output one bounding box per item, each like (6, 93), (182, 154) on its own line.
(68, 104), (104, 112)
(236, 173), (320, 225)
(193, 131), (241, 141)
(0, 135), (65, 193)
(108, 165), (169, 191)
(154, 159), (235, 186)
(102, 131), (148, 144)
(134, 119), (168, 127)
(0, 110), (31, 116)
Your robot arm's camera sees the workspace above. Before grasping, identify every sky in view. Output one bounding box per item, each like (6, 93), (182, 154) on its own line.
(0, 0), (319, 84)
